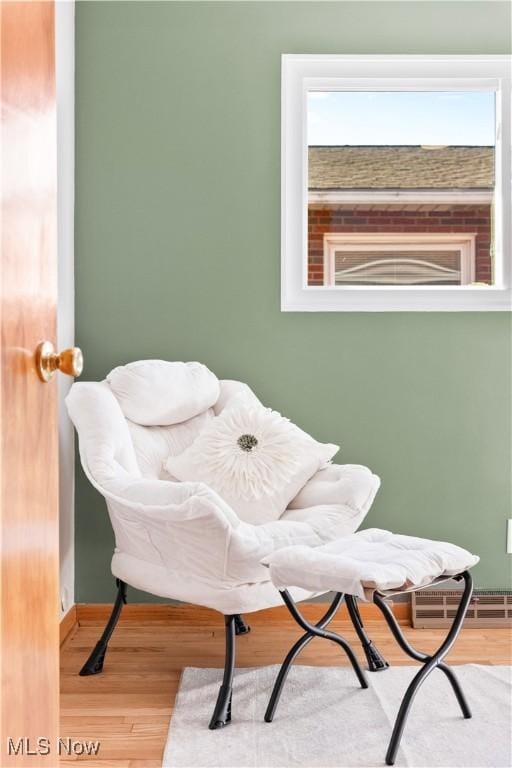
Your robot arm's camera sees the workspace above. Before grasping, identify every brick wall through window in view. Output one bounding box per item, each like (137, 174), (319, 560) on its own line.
(308, 205), (492, 285)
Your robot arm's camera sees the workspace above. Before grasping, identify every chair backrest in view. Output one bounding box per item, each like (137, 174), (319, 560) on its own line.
(66, 360), (257, 489)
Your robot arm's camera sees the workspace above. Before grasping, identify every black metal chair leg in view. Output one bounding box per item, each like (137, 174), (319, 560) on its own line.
(265, 593), (345, 722)
(79, 579), (127, 676)
(345, 594), (390, 672)
(209, 615), (236, 729)
(234, 614), (251, 635)
(375, 571), (473, 766)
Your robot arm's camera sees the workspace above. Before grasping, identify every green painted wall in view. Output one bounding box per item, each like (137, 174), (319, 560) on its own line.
(75, 1), (512, 601)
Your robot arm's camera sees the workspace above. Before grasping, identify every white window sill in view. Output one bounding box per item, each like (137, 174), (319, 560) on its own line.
(281, 285), (512, 312)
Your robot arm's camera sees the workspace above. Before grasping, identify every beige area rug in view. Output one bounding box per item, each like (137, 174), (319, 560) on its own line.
(163, 664), (511, 767)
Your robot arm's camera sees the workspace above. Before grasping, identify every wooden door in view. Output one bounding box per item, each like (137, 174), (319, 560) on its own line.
(1, 1), (59, 764)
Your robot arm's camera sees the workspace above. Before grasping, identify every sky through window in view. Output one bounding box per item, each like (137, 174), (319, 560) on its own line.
(307, 91), (496, 146)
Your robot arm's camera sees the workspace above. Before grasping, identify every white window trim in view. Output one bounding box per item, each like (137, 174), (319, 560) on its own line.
(323, 233), (476, 286)
(281, 54), (511, 312)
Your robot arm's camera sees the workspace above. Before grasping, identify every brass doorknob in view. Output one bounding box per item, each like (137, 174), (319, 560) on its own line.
(35, 341), (84, 382)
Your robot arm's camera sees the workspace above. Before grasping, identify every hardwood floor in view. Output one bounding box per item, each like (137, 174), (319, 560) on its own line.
(60, 604), (512, 767)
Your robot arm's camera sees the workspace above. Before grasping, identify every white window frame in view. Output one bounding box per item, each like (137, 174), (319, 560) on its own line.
(323, 233), (476, 286)
(281, 54), (511, 312)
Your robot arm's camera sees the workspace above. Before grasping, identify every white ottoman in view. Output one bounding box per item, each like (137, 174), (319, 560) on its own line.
(262, 528), (479, 766)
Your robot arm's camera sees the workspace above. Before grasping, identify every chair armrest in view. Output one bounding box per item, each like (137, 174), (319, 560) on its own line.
(101, 475), (239, 524)
(225, 465), (380, 584)
(288, 463), (380, 516)
(94, 476), (241, 584)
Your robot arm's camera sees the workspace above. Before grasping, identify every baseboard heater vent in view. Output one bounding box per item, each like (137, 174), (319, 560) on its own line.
(412, 589), (512, 628)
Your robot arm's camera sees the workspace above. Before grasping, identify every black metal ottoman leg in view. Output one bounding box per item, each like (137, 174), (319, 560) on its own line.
(265, 593), (344, 722)
(436, 663), (471, 719)
(374, 581), (472, 719)
(345, 594), (389, 672)
(375, 571), (473, 766)
(79, 578), (127, 676)
(209, 615), (236, 729)
(281, 590), (368, 691)
(265, 631), (314, 722)
(265, 591), (368, 723)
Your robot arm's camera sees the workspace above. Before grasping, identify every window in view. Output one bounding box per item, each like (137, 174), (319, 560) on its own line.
(281, 55), (511, 311)
(323, 234), (476, 286)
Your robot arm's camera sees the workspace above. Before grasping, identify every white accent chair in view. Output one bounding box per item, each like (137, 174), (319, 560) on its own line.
(66, 361), (381, 728)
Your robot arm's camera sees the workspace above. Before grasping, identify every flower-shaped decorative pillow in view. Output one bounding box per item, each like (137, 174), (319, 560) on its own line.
(164, 403), (339, 524)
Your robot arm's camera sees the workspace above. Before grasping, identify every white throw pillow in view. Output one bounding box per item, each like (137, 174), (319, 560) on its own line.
(164, 402), (339, 524)
(107, 360), (220, 426)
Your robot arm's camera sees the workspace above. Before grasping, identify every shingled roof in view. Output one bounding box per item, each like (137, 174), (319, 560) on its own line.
(308, 146), (494, 190)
